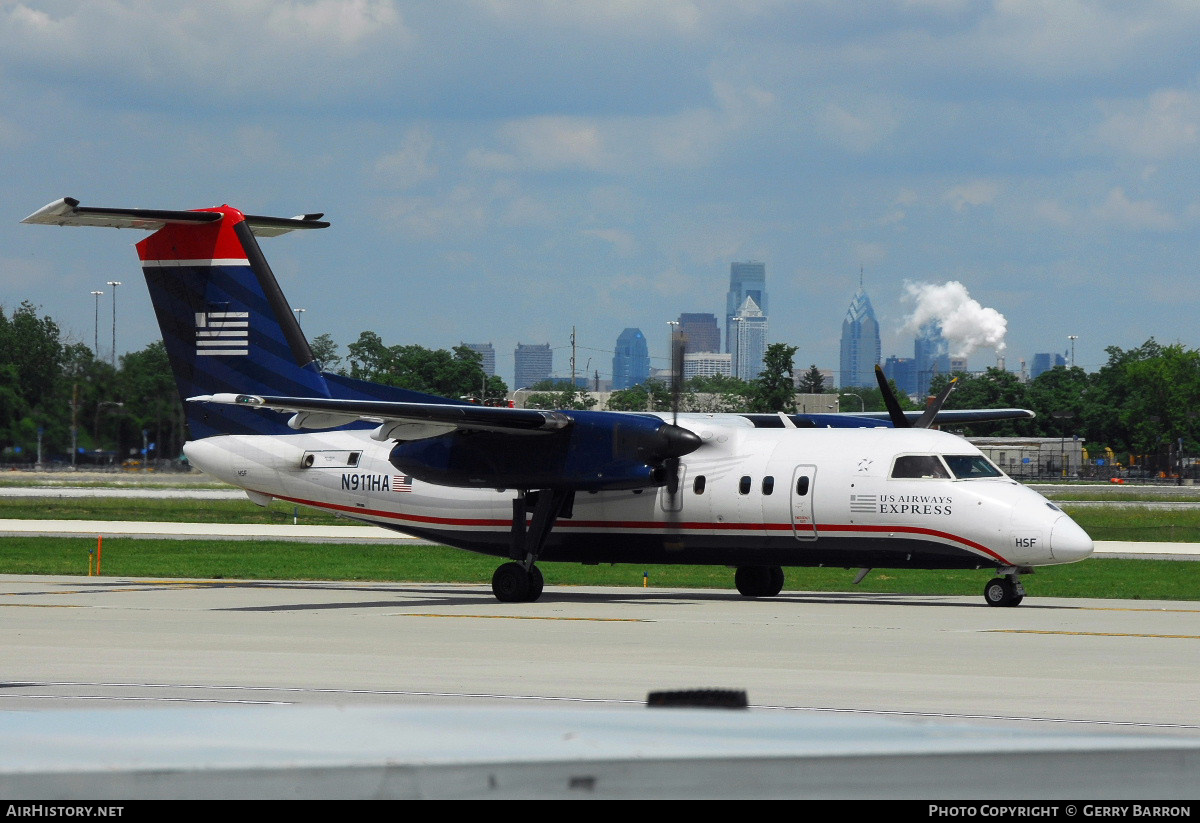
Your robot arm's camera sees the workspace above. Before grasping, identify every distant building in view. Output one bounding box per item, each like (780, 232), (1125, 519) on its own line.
(730, 295), (767, 380)
(884, 356), (918, 398)
(513, 343), (552, 389)
(725, 262), (767, 354)
(838, 286), (881, 389)
(677, 313), (721, 354)
(462, 342), (495, 377)
(683, 351), (732, 379)
(1030, 352), (1067, 379)
(914, 322), (951, 398)
(611, 328), (651, 390)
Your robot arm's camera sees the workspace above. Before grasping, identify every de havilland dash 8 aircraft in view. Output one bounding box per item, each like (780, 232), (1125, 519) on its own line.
(23, 197), (1093, 606)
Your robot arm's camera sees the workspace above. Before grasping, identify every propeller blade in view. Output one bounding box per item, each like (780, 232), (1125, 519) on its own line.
(670, 327), (686, 426)
(912, 376), (958, 429)
(874, 365), (910, 428)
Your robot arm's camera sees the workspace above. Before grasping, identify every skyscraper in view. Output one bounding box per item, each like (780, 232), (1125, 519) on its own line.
(611, 328), (651, 390)
(1030, 352), (1067, 379)
(839, 286), (881, 389)
(914, 322), (951, 398)
(726, 262), (766, 353)
(462, 342), (496, 377)
(677, 312), (721, 354)
(513, 342), (552, 389)
(730, 295), (767, 380)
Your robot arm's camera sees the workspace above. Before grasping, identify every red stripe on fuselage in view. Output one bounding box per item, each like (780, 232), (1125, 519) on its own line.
(261, 489), (1012, 565)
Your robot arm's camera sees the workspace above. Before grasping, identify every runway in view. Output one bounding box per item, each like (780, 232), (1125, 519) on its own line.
(3, 574), (1198, 729)
(4, 574), (1200, 797)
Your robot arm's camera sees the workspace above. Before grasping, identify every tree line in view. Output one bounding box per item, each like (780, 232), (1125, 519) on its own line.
(2, 300), (1193, 471)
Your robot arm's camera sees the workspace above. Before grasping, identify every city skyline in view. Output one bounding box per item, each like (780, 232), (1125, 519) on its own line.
(4, 4), (1196, 382)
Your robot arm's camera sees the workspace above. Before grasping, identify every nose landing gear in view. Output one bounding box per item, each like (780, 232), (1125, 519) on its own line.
(984, 572), (1025, 607)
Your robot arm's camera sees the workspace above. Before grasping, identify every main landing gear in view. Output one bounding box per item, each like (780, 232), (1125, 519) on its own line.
(491, 562), (544, 603)
(735, 565), (785, 598)
(491, 488), (572, 603)
(984, 571), (1026, 607)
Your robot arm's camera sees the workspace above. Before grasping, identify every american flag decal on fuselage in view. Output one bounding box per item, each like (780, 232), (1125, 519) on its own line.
(195, 311), (249, 356)
(849, 494), (878, 513)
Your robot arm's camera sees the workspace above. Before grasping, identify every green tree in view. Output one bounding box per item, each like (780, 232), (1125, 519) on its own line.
(749, 343), (798, 413)
(310, 332), (343, 373)
(934, 367), (1032, 436)
(346, 334), (506, 400)
(795, 364), (826, 394)
(117, 341), (185, 462)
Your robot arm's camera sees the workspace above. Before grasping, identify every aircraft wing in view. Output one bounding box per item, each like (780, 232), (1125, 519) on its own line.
(190, 393), (572, 440)
(760, 408), (1036, 429)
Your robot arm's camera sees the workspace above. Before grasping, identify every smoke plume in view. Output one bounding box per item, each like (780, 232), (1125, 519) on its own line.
(902, 281), (1007, 358)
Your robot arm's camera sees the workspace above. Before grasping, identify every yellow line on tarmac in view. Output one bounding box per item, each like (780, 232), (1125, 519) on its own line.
(990, 630), (1200, 640)
(0, 604), (84, 608)
(398, 613), (649, 623)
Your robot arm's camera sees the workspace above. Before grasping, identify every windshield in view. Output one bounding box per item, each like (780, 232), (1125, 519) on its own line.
(890, 455), (951, 479)
(942, 454), (1005, 479)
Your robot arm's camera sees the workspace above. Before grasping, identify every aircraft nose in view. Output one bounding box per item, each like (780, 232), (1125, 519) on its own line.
(1050, 514), (1093, 563)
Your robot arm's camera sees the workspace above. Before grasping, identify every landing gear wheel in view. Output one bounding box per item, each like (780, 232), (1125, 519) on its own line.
(767, 566), (785, 597)
(984, 576), (1024, 607)
(735, 566), (784, 598)
(525, 564), (544, 602)
(492, 562), (531, 603)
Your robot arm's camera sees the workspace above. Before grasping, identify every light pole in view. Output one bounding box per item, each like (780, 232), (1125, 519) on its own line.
(90, 290), (104, 356)
(1067, 335), (1078, 369)
(293, 308), (306, 325)
(106, 281), (122, 367)
(840, 393), (865, 412)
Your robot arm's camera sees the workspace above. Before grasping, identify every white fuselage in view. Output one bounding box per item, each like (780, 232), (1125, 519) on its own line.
(184, 416), (1093, 572)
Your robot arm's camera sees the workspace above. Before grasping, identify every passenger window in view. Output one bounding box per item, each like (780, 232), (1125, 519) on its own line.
(738, 476), (751, 495)
(693, 475), (706, 495)
(795, 476), (809, 496)
(891, 455), (950, 479)
(762, 476), (774, 495)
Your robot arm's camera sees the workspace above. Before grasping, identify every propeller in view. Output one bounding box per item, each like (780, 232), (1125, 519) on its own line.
(873, 365), (958, 429)
(664, 327), (688, 500)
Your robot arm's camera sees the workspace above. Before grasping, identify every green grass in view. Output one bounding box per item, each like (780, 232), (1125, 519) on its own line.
(0, 496), (345, 525)
(3, 536), (1197, 601)
(2, 496), (1198, 601)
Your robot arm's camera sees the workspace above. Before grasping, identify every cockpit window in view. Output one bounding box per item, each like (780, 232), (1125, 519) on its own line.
(942, 455), (1005, 479)
(890, 455), (951, 479)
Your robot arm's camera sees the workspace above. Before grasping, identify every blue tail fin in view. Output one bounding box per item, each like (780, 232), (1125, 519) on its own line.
(24, 198), (460, 439)
(135, 205), (332, 437)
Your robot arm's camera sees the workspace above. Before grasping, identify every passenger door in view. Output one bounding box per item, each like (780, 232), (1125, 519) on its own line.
(791, 465), (817, 540)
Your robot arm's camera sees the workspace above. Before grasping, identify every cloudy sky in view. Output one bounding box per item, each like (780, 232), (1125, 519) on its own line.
(3, 1), (1199, 387)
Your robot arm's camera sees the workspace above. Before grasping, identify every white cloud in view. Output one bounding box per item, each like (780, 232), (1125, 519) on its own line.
(1092, 187), (1177, 231)
(1097, 88), (1200, 159)
(944, 180), (1001, 212)
(374, 128), (439, 190)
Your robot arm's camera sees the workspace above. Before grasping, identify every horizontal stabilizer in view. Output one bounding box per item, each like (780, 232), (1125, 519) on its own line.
(21, 197), (328, 236)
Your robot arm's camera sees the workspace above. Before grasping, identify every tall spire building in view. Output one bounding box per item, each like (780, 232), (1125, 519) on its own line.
(730, 295), (767, 380)
(839, 283), (881, 389)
